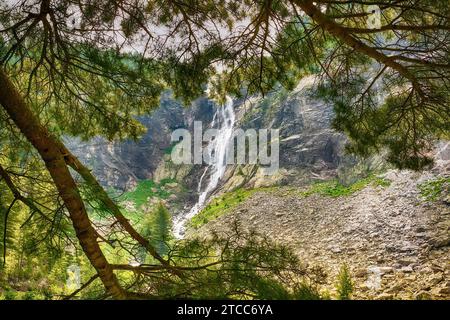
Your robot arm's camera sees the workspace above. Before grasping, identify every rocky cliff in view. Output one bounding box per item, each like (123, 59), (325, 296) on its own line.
(193, 153), (450, 299)
(69, 77), (377, 213)
(218, 77), (381, 194)
(67, 92), (215, 191)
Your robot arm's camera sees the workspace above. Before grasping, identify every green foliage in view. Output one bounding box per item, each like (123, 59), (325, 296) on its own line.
(141, 203), (173, 256)
(293, 284), (323, 300)
(3, 289), (17, 300)
(23, 290), (36, 300)
(324, 77), (448, 171)
(9, 47), (164, 142)
(208, 16), (320, 101)
(189, 187), (273, 229)
(0, 180), (25, 267)
(418, 177), (450, 201)
(1, 0), (448, 300)
(133, 222), (327, 300)
(164, 45), (221, 104)
(300, 175), (390, 198)
(336, 264), (354, 300)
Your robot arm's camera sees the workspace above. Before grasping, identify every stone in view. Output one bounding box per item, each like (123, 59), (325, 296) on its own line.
(386, 284), (403, 294)
(378, 267), (394, 274)
(330, 247), (342, 254)
(354, 269), (367, 278)
(438, 287), (450, 295)
(432, 237), (450, 248)
(428, 274), (444, 286)
(165, 182), (178, 188)
(168, 194), (178, 200)
(414, 291), (432, 300)
(400, 266), (414, 273)
(376, 293), (394, 300)
(430, 264), (444, 272)
(397, 259), (415, 267)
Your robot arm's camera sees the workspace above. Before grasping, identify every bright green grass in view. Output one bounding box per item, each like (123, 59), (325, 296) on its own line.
(188, 175), (390, 230)
(88, 178), (177, 224)
(188, 187), (274, 229)
(119, 178), (176, 208)
(418, 176), (450, 201)
(299, 175), (390, 198)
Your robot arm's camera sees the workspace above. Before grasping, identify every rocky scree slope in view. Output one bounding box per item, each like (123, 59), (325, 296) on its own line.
(194, 162), (450, 300)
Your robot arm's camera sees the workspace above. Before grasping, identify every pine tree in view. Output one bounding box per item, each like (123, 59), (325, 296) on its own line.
(143, 203), (172, 257)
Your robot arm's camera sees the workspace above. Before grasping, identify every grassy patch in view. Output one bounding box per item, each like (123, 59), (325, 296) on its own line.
(119, 178), (176, 208)
(418, 176), (450, 201)
(89, 178), (179, 224)
(299, 175), (390, 198)
(164, 142), (177, 155)
(119, 208), (144, 224)
(188, 187), (273, 229)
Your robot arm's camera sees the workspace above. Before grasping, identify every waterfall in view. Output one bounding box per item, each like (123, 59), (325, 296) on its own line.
(173, 96), (235, 238)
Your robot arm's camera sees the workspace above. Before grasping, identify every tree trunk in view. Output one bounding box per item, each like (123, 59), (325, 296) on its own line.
(58, 144), (179, 271)
(0, 69), (126, 299)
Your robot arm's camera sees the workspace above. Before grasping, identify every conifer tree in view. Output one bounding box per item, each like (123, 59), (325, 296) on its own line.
(145, 203), (172, 256)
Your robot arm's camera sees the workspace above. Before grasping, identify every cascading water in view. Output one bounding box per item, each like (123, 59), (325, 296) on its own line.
(173, 96), (235, 238)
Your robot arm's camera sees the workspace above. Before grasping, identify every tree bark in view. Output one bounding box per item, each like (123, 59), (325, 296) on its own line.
(0, 68), (126, 299)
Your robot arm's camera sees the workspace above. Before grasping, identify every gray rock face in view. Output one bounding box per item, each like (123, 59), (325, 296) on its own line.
(239, 77), (347, 173)
(67, 76), (383, 205)
(218, 77), (380, 193)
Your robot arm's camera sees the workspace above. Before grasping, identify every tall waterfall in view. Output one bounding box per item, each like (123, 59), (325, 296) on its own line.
(173, 96), (235, 238)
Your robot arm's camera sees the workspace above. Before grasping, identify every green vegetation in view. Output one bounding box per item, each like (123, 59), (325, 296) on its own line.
(164, 142), (177, 155)
(190, 175), (390, 230)
(189, 187), (274, 229)
(120, 178), (176, 208)
(418, 176), (450, 201)
(0, 215), (331, 300)
(143, 222), (329, 300)
(141, 203), (173, 256)
(336, 264), (354, 300)
(299, 175), (390, 198)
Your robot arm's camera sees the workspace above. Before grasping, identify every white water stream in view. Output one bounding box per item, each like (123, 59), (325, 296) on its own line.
(173, 96), (235, 238)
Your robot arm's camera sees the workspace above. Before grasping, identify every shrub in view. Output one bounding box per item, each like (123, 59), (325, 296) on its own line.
(336, 263), (354, 300)
(4, 289), (17, 300)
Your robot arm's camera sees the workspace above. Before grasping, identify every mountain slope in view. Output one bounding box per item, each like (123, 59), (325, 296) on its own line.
(193, 167), (450, 300)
